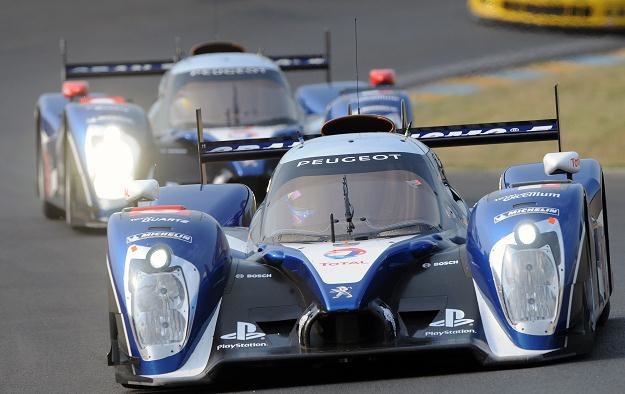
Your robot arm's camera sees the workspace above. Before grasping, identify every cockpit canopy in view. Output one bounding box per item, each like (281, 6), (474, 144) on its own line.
(262, 150), (442, 243)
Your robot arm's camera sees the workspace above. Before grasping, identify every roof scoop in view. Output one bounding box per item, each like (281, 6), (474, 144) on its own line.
(321, 114), (396, 136)
(189, 42), (245, 56)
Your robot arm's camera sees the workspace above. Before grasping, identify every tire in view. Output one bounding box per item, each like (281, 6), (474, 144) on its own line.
(598, 300), (610, 327)
(64, 138), (80, 228)
(36, 114), (63, 220)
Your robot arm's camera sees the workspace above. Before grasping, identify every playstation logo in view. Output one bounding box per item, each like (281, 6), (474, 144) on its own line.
(429, 308), (474, 328)
(220, 322), (265, 341)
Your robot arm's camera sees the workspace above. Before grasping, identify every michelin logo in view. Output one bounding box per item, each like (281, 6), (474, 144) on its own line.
(494, 191), (560, 202)
(126, 231), (192, 244)
(494, 207), (559, 223)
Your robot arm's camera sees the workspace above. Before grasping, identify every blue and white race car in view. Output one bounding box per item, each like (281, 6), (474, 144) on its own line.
(297, 68), (414, 132)
(35, 38), (330, 227)
(105, 104), (612, 387)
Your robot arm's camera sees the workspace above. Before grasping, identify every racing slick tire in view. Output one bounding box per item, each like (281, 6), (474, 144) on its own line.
(36, 112), (63, 220)
(64, 137), (87, 229)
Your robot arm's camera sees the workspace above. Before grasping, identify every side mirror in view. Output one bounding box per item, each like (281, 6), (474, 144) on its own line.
(124, 179), (159, 204)
(543, 151), (581, 176)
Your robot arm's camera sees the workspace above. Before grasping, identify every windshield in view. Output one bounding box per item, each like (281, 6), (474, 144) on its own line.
(166, 68), (298, 129)
(262, 152), (442, 243)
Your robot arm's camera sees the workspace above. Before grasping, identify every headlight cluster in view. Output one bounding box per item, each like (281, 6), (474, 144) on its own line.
(490, 219), (564, 335)
(127, 245), (198, 361)
(85, 124), (138, 200)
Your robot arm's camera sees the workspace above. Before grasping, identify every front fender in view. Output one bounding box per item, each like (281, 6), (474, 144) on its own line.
(467, 183), (587, 352)
(107, 209), (231, 375)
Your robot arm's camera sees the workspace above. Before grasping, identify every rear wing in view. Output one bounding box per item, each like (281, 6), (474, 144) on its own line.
(61, 30), (332, 82)
(197, 118), (559, 165)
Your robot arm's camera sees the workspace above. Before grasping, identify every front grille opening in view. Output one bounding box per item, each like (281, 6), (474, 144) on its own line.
(400, 310), (439, 337)
(308, 312), (387, 348)
(257, 319), (297, 337)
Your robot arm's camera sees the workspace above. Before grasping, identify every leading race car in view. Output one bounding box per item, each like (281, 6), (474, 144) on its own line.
(105, 103), (612, 387)
(36, 37), (330, 227)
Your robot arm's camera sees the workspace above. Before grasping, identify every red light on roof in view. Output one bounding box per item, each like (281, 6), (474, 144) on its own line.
(369, 69), (396, 87)
(130, 205), (186, 213)
(79, 96), (126, 105)
(62, 80), (89, 98)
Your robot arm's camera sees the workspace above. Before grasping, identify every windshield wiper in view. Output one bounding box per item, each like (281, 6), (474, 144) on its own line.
(367, 220), (439, 237)
(342, 175), (355, 238)
(269, 230), (330, 243)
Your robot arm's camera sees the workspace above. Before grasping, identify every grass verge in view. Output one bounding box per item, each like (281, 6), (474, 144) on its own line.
(410, 63), (625, 169)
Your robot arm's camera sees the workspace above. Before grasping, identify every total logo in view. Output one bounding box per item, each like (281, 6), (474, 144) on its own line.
(323, 247), (366, 260)
(430, 308), (474, 328)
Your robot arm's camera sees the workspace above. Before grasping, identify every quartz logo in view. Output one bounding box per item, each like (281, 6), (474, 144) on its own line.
(430, 308), (474, 328)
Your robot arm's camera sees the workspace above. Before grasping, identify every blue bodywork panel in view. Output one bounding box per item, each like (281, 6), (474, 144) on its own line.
(468, 183), (585, 350)
(501, 159), (602, 202)
(151, 184), (256, 227)
(295, 81), (366, 115)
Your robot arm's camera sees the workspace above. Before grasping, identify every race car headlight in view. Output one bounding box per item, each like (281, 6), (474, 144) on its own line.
(131, 267), (189, 360)
(85, 124), (138, 200)
(490, 218), (564, 336)
(501, 246), (559, 329)
(146, 245), (171, 270)
(515, 222), (538, 246)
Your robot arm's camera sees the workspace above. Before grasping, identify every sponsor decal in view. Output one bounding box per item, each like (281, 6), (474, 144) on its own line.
(130, 216), (190, 224)
(571, 157), (581, 168)
(320, 260), (368, 267)
(323, 247), (366, 259)
(405, 179), (422, 188)
(517, 183), (562, 190)
(216, 342), (268, 350)
(494, 207), (560, 224)
(494, 191), (560, 202)
(330, 286), (353, 299)
(234, 273), (272, 279)
(296, 154), (401, 168)
(425, 328), (476, 336)
(190, 67), (267, 77)
(220, 322), (265, 341)
(126, 231), (192, 244)
(422, 260), (459, 269)
(430, 308), (474, 328)
(409, 124), (554, 140)
(203, 140), (300, 154)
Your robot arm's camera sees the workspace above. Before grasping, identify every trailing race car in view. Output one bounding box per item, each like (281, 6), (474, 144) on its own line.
(468, 0), (625, 29)
(36, 37), (330, 227)
(297, 68), (413, 132)
(105, 99), (612, 387)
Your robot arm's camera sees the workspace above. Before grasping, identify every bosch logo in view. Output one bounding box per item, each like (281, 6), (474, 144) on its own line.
(323, 248), (366, 259)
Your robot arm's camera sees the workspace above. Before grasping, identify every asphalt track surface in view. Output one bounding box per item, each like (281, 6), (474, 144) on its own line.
(1, 1), (625, 392)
